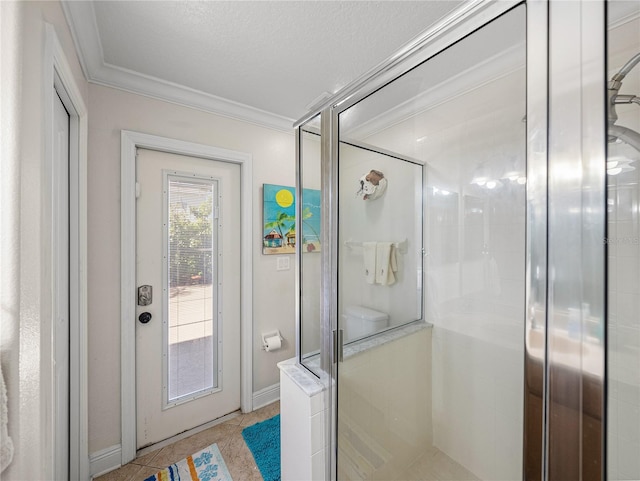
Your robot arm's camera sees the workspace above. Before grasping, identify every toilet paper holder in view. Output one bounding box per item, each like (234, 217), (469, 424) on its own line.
(261, 330), (283, 350)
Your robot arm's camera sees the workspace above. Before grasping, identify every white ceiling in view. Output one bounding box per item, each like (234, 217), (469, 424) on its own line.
(62, 1), (465, 130)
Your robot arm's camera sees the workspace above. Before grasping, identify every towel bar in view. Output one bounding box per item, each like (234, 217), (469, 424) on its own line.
(344, 238), (408, 253)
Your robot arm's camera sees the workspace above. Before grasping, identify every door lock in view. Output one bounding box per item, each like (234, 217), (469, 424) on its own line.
(138, 312), (152, 324)
(138, 285), (152, 306)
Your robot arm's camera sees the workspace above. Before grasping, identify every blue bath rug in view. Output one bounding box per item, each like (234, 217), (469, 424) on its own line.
(143, 443), (232, 481)
(241, 414), (280, 481)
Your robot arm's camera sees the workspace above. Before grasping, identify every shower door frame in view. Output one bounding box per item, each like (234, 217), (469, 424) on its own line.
(294, 1), (608, 480)
(543, 2), (606, 480)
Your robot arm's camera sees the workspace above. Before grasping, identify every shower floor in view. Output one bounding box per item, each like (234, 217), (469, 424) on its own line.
(401, 446), (480, 481)
(338, 442), (479, 481)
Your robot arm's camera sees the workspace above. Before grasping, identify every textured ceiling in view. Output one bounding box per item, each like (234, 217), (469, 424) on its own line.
(64, 1), (465, 128)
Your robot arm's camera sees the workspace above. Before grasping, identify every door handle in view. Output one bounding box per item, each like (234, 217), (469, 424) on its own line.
(333, 329), (344, 363)
(138, 312), (152, 324)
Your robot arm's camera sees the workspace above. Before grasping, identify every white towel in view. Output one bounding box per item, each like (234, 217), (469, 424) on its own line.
(1, 362), (14, 472)
(375, 242), (398, 286)
(363, 242), (377, 284)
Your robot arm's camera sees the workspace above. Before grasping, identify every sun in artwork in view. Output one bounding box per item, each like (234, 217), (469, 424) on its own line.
(275, 189), (294, 208)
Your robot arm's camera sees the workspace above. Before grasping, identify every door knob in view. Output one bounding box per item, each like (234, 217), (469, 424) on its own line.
(138, 312), (152, 324)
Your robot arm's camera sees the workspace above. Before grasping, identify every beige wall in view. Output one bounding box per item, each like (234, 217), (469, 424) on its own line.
(0, 1), (88, 479)
(87, 85), (296, 454)
(1, 0), (298, 464)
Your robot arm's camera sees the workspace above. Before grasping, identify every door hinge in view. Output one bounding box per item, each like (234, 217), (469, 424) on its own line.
(213, 206), (220, 219)
(135, 182), (141, 199)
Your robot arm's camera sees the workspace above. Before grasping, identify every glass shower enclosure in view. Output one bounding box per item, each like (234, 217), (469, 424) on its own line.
(335, 6), (526, 480)
(295, 1), (638, 480)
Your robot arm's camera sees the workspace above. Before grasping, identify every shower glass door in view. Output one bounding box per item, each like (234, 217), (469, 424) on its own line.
(607, 1), (640, 479)
(335, 5), (527, 480)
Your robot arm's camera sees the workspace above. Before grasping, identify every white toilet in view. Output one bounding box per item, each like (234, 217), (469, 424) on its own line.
(342, 305), (389, 341)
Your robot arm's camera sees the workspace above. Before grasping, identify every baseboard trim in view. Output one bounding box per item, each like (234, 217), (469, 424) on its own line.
(89, 444), (122, 479)
(253, 383), (280, 409)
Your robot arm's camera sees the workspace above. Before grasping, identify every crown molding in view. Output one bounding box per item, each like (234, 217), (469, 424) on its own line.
(60, 0), (104, 85)
(61, 1), (294, 133)
(90, 61), (295, 132)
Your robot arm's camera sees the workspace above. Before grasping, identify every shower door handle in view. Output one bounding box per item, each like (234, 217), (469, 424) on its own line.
(333, 329), (344, 363)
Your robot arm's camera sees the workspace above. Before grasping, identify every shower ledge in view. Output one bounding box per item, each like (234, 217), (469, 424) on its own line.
(300, 320), (433, 373)
(278, 357), (325, 396)
(343, 321), (432, 359)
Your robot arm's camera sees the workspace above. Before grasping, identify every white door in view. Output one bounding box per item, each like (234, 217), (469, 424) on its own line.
(135, 148), (241, 449)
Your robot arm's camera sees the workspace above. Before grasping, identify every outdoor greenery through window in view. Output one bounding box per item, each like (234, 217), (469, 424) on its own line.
(167, 178), (217, 402)
(169, 181), (213, 285)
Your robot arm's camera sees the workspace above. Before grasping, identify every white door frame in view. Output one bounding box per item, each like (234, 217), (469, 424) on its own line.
(44, 24), (89, 481)
(120, 131), (253, 464)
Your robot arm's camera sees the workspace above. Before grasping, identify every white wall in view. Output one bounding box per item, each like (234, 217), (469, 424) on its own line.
(338, 144), (423, 334)
(87, 85), (296, 455)
(0, 1), (89, 479)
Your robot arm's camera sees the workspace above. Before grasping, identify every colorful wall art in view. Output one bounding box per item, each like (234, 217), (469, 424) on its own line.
(263, 184), (321, 255)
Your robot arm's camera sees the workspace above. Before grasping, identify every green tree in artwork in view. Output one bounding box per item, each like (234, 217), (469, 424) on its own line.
(301, 206), (320, 244)
(169, 198), (213, 286)
(302, 207), (320, 252)
(264, 211), (295, 243)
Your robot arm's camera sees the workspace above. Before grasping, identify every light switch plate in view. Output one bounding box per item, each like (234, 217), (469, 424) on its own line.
(276, 256), (290, 271)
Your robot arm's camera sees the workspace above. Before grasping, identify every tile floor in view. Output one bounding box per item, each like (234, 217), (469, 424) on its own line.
(94, 401), (280, 481)
(96, 399), (478, 481)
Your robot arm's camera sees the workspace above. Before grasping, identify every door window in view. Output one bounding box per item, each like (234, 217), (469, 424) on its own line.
(165, 174), (220, 406)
